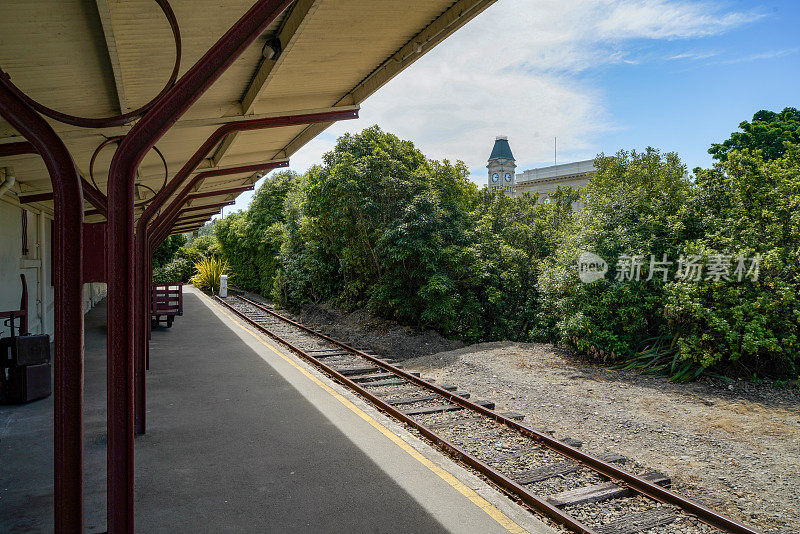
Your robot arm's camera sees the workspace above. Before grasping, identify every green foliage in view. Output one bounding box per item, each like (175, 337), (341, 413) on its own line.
(190, 256), (229, 293)
(663, 146), (800, 376)
(152, 234), (187, 268)
(203, 114), (800, 380)
(151, 244), (203, 284)
(271, 126), (571, 342)
(215, 171), (299, 294)
(189, 234), (221, 258)
(539, 148), (691, 360)
(709, 107), (800, 162)
(152, 258), (192, 284)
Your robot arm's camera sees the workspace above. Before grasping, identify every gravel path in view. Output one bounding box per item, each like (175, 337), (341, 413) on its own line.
(404, 342), (800, 534)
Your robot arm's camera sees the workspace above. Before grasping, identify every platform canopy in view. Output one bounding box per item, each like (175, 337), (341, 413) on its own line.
(0, 0), (495, 232)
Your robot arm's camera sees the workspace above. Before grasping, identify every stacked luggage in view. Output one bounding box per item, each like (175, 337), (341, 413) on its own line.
(1, 312), (51, 404)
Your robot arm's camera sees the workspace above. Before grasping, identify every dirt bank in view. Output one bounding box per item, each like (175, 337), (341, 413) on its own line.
(404, 342), (799, 534)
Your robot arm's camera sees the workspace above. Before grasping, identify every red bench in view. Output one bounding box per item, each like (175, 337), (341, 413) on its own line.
(151, 283), (183, 328)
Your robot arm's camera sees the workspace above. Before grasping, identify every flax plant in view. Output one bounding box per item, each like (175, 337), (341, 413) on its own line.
(191, 257), (230, 294)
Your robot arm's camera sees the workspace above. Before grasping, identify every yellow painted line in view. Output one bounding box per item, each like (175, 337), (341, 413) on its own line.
(202, 292), (529, 534)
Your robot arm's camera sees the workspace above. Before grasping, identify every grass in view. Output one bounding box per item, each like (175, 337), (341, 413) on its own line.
(615, 333), (705, 382)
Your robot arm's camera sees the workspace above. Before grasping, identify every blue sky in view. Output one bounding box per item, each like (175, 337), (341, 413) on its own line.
(223, 0), (799, 216)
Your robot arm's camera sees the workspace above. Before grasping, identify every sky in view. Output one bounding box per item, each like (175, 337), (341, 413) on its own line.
(223, 0), (800, 216)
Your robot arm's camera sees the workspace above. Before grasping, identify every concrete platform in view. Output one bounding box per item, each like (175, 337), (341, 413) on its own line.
(1, 287), (554, 533)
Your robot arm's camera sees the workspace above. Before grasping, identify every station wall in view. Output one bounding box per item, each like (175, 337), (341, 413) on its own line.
(0, 197), (106, 340)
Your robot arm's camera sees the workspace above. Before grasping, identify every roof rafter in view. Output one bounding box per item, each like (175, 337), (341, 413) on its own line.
(281, 0), (498, 166)
(211, 0), (323, 166)
(94, 0), (129, 113)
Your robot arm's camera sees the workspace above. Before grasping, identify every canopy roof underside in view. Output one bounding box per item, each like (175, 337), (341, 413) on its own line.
(0, 0), (494, 231)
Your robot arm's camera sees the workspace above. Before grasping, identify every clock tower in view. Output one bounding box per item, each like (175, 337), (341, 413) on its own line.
(487, 135), (516, 194)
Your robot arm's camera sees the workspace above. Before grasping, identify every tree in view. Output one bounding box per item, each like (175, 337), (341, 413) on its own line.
(152, 234), (187, 268)
(709, 107), (800, 162)
(215, 170), (299, 294)
(665, 146), (800, 376)
(539, 148), (691, 360)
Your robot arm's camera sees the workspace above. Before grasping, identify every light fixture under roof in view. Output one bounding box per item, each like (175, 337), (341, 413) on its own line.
(262, 37), (282, 60)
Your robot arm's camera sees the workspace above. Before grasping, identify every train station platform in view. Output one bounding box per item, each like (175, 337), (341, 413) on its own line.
(1, 287), (553, 533)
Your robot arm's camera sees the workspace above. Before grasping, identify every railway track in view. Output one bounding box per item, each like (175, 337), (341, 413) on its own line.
(215, 294), (760, 534)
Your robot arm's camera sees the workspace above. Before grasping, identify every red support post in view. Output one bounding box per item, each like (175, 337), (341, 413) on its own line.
(143, 161), (290, 381)
(149, 161), (289, 241)
(0, 73), (85, 533)
(107, 2), (295, 530)
(0, 140), (37, 157)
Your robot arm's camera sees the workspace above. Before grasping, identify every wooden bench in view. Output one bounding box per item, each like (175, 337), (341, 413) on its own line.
(151, 283), (183, 328)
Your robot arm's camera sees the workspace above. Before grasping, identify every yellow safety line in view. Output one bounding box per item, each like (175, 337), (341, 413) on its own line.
(202, 292), (529, 534)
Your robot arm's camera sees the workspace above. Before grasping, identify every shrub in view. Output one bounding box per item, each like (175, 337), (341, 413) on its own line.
(190, 257), (229, 293)
(152, 234), (187, 268)
(662, 147), (800, 376)
(153, 258), (192, 284)
(539, 148), (691, 361)
(215, 171), (298, 295)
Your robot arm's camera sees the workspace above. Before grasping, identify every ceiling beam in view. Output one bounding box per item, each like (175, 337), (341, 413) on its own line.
(186, 185), (254, 202)
(94, 0), (129, 113)
(171, 225), (203, 234)
(0, 105), (358, 146)
(211, 0), (323, 166)
(173, 212), (220, 224)
(241, 0), (322, 116)
(180, 201), (235, 214)
(274, 0), (496, 167)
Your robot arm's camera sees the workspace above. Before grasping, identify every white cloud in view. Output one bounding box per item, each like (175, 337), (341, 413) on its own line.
(283, 0), (759, 186)
(718, 47), (798, 64)
(668, 51), (720, 61)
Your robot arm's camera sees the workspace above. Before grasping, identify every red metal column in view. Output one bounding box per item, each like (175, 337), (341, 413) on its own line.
(107, 1), (294, 530)
(0, 73), (85, 533)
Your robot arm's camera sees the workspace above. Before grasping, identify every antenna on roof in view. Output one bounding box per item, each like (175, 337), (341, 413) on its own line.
(554, 137), (557, 166)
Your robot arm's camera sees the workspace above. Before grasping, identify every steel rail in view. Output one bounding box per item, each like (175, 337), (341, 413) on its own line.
(219, 294), (762, 534)
(217, 296), (594, 533)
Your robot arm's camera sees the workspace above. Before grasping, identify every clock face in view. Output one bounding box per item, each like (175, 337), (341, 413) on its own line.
(504, 173), (512, 182)
(491, 173), (499, 182)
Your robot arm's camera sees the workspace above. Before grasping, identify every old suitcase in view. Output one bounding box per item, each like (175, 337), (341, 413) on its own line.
(0, 334), (50, 367)
(5, 362), (52, 403)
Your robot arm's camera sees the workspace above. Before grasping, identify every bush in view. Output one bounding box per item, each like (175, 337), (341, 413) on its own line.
(153, 258), (193, 284)
(539, 148), (691, 361)
(204, 118), (800, 380)
(662, 147), (800, 376)
(152, 234), (187, 268)
(272, 126), (573, 342)
(215, 171), (298, 295)
(190, 257), (230, 293)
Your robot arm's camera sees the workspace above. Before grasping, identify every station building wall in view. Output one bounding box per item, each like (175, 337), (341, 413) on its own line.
(0, 196), (105, 340)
